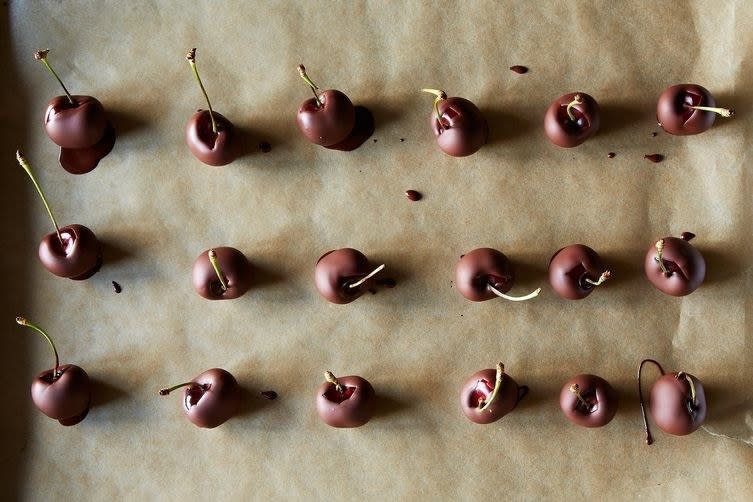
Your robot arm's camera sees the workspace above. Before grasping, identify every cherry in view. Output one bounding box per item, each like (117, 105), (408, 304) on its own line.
(559, 374), (618, 428)
(656, 84), (734, 135)
(296, 65), (355, 147)
(315, 371), (375, 428)
(455, 248), (540, 302)
(644, 233), (705, 296)
(422, 88), (488, 157)
(460, 362), (528, 424)
(548, 244), (611, 300)
(314, 248), (386, 304)
(544, 92), (600, 147)
(160, 368), (241, 428)
(192, 247), (253, 300)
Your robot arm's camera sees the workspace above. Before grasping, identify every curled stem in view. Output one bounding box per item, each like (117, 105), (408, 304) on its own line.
(566, 94), (583, 122)
(584, 270), (612, 287)
(16, 316), (60, 378)
(159, 382), (197, 396)
(638, 358), (666, 446)
(347, 264), (385, 289)
(654, 239), (670, 275)
(297, 65), (321, 107)
(35, 49), (74, 105)
(186, 48), (217, 134)
(421, 88), (447, 127)
(324, 371), (343, 393)
(479, 362), (505, 412)
(207, 249), (228, 292)
(686, 105), (734, 118)
(488, 284), (541, 302)
(16, 150), (63, 247)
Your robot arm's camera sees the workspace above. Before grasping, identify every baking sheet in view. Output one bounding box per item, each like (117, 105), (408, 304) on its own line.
(1, 1), (752, 499)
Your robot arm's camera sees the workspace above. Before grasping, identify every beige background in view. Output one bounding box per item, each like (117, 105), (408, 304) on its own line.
(2, 1), (752, 500)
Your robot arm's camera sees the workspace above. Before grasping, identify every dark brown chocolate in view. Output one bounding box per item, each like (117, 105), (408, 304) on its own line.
(405, 189), (422, 201)
(455, 248), (514, 301)
(260, 390), (278, 400)
(509, 65), (528, 74)
(112, 281), (122, 293)
(649, 372), (706, 436)
(544, 92), (600, 148)
(548, 244), (610, 300)
(324, 105), (374, 151)
(44, 95), (107, 149)
(314, 248), (376, 304)
(644, 154), (664, 163)
(559, 374), (618, 428)
(296, 89), (355, 146)
(607, 152), (616, 158)
(186, 110), (237, 166)
(430, 96), (488, 157)
(31, 364), (91, 425)
(192, 247), (253, 300)
(644, 234), (705, 296)
(316, 374), (375, 428)
(460, 366), (526, 424)
(38, 224), (102, 280)
(59, 121), (116, 174)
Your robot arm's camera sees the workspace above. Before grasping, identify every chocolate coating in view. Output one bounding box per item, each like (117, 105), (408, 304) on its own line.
(460, 368), (525, 424)
(649, 372), (706, 436)
(38, 224), (102, 280)
(59, 121), (116, 174)
(548, 244), (608, 300)
(559, 374), (618, 428)
(430, 96), (488, 157)
(544, 92), (600, 147)
(314, 248), (372, 304)
(324, 105), (374, 151)
(183, 368), (241, 429)
(656, 84), (716, 136)
(31, 364), (91, 425)
(297, 90), (355, 146)
(455, 248), (514, 301)
(316, 375), (375, 428)
(644, 234), (705, 296)
(186, 110), (237, 166)
(44, 95), (107, 149)
(192, 247), (253, 300)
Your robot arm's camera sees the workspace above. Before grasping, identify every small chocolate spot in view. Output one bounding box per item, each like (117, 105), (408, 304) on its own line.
(681, 231), (696, 241)
(260, 390), (278, 400)
(368, 288), (377, 295)
(112, 281), (122, 294)
(651, 132), (658, 137)
(373, 138), (378, 143)
(509, 65), (528, 74)
(400, 138), (405, 142)
(607, 152), (616, 158)
(644, 154), (664, 163)
(405, 189), (422, 201)
(259, 141), (271, 153)
(376, 278), (397, 288)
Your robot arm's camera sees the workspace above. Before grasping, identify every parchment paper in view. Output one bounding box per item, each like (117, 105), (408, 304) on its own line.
(2, 1), (752, 500)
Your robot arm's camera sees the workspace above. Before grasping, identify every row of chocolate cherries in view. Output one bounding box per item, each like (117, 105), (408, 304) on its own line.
(15, 316), (703, 445)
(14, 151), (705, 302)
(34, 48), (735, 174)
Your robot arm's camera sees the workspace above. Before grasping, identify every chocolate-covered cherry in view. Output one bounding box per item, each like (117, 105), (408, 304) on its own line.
(549, 244), (611, 300)
(644, 233), (705, 296)
(455, 248), (540, 302)
(460, 362), (528, 424)
(159, 368), (241, 428)
(421, 88), (488, 157)
(314, 248), (386, 304)
(656, 84), (734, 136)
(638, 359), (707, 444)
(17, 151), (102, 279)
(316, 371), (375, 428)
(185, 49), (237, 166)
(296, 65), (355, 147)
(544, 92), (600, 147)
(559, 374), (618, 428)
(17, 317), (91, 426)
(192, 247), (253, 300)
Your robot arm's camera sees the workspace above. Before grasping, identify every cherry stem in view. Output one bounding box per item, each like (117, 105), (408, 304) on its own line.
(207, 249), (228, 292)
(638, 358), (666, 446)
(488, 284), (541, 302)
(16, 316), (60, 378)
(479, 362), (505, 412)
(297, 65), (321, 107)
(421, 88), (447, 126)
(677, 372), (697, 406)
(347, 264), (385, 289)
(686, 105), (734, 118)
(159, 381), (197, 396)
(569, 384), (589, 409)
(584, 270), (612, 287)
(16, 150), (63, 247)
(566, 94), (583, 122)
(186, 48), (217, 135)
(324, 371), (343, 393)
(34, 49), (74, 105)
(654, 239), (670, 275)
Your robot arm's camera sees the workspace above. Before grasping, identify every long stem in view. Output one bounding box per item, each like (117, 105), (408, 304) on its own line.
(686, 105), (734, 118)
(638, 358), (666, 445)
(207, 249), (228, 292)
(297, 65), (321, 107)
(569, 384), (590, 409)
(34, 49), (74, 105)
(654, 240), (670, 275)
(159, 381), (197, 396)
(16, 150), (63, 247)
(16, 316), (60, 378)
(347, 264), (385, 289)
(421, 88), (447, 127)
(488, 284), (541, 302)
(566, 94), (583, 122)
(479, 362), (505, 412)
(584, 270), (612, 287)
(186, 48), (217, 134)
(324, 371), (343, 392)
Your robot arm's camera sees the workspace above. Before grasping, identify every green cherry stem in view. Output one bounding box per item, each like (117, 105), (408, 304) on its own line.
(569, 384), (590, 408)
(566, 94), (583, 122)
(297, 65), (321, 107)
(654, 239), (670, 275)
(186, 48), (217, 134)
(584, 270), (612, 287)
(479, 362), (505, 412)
(34, 49), (74, 105)
(489, 284), (541, 302)
(347, 264), (385, 289)
(421, 88), (447, 127)
(324, 371), (343, 393)
(16, 150), (63, 247)
(207, 249), (228, 292)
(16, 316), (60, 378)
(686, 105), (735, 118)
(159, 382), (198, 396)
